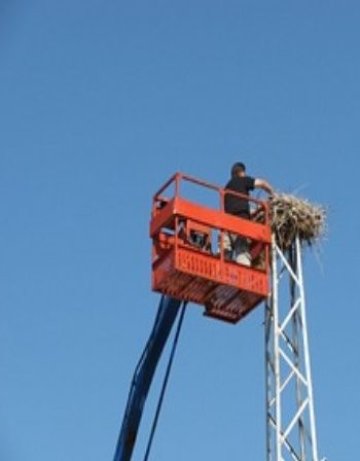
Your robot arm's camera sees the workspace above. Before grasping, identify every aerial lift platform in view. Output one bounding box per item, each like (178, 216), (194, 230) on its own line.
(113, 172), (272, 461)
(151, 172), (271, 323)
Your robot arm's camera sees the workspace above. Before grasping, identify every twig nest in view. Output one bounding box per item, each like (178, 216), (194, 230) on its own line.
(268, 193), (326, 250)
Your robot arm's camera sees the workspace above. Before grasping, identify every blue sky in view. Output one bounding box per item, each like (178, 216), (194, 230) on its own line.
(1, 1), (359, 460)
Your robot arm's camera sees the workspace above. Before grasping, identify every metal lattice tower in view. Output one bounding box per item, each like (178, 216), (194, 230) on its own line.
(265, 236), (320, 461)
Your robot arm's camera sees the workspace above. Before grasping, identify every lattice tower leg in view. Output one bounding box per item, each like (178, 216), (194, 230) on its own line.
(265, 236), (319, 461)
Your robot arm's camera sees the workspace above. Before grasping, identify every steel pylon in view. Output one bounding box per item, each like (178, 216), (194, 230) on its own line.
(265, 236), (320, 461)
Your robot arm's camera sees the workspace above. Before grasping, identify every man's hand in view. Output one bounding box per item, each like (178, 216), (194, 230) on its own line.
(254, 178), (274, 195)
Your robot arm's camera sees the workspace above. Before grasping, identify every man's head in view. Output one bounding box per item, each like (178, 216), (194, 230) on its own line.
(231, 162), (246, 178)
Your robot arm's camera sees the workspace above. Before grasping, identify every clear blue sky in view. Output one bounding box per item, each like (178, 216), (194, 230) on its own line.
(1, 1), (359, 460)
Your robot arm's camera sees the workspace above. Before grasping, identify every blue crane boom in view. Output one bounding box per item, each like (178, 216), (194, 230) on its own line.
(113, 295), (182, 461)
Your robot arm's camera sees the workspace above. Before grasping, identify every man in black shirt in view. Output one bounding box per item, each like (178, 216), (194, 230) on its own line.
(223, 162), (274, 265)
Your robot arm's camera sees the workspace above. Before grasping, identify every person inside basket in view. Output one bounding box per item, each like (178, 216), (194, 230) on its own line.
(224, 162), (274, 266)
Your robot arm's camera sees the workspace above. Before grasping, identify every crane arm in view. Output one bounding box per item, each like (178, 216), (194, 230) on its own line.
(113, 295), (182, 461)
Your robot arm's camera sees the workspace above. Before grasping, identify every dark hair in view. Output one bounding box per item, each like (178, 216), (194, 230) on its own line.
(231, 162), (246, 177)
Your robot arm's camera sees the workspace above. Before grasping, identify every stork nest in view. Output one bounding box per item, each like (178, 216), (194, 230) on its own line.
(261, 193), (327, 250)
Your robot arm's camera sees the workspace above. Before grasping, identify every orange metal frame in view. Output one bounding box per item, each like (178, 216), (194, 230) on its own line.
(150, 173), (271, 323)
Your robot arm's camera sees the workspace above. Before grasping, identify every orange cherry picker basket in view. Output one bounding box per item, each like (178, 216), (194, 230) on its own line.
(150, 173), (271, 323)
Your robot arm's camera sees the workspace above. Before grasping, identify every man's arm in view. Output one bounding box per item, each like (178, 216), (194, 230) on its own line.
(254, 178), (274, 195)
